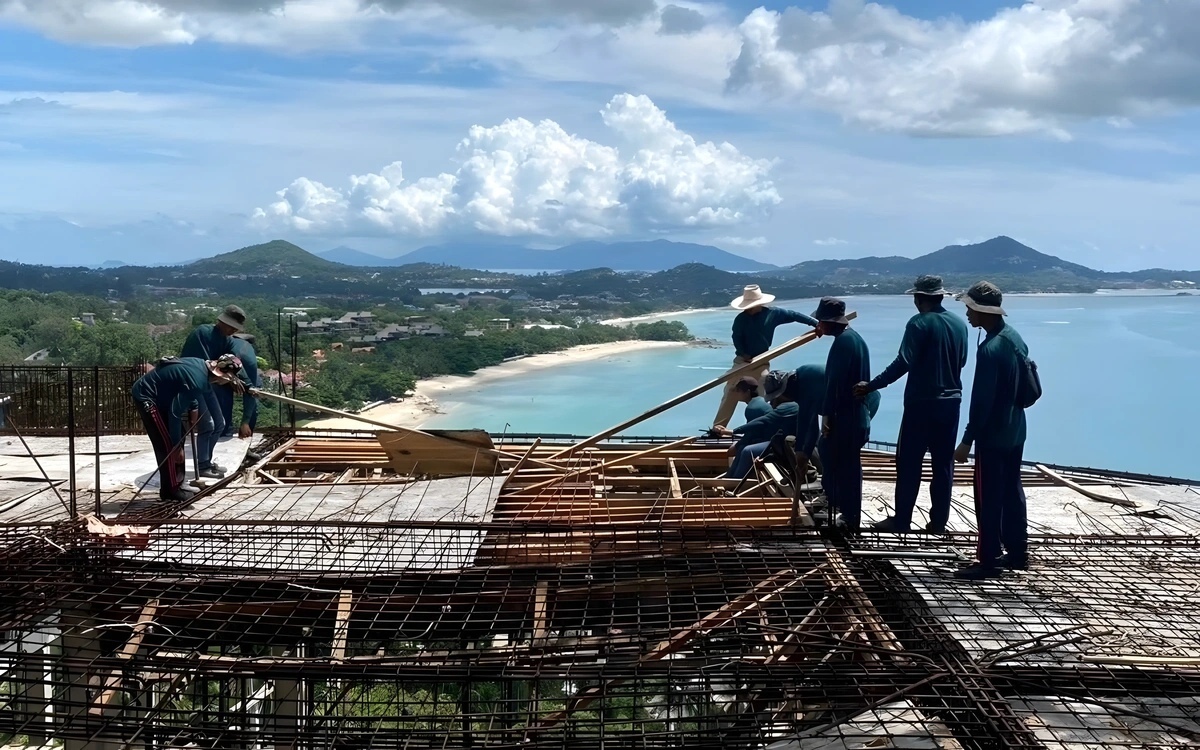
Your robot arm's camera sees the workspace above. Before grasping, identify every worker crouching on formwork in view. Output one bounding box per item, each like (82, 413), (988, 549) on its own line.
(131, 354), (247, 502)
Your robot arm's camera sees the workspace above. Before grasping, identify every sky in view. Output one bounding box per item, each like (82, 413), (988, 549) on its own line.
(0, 0), (1198, 270)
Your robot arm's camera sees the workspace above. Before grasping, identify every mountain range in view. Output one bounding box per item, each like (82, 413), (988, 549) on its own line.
(318, 239), (779, 273)
(2, 236), (1198, 304)
(777, 236), (1104, 279)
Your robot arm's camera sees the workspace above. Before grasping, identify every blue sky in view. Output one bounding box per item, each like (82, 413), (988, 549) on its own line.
(0, 0), (1198, 271)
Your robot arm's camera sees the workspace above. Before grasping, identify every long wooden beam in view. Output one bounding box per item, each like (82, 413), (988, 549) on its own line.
(549, 312), (856, 458)
(251, 389), (569, 473)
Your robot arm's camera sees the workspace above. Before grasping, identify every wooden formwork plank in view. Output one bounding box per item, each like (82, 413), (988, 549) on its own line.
(91, 599), (160, 714)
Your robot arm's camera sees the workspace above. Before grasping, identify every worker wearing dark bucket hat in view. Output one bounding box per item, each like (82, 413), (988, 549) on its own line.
(953, 281), (1030, 580)
(958, 280), (1007, 315)
(812, 297), (871, 532)
(217, 304), (247, 332)
(905, 274), (951, 296)
(856, 275), (969, 535)
(180, 303), (249, 479)
(811, 296), (851, 325)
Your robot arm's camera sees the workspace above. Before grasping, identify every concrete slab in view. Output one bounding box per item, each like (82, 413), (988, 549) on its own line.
(0, 435), (150, 457)
(0, 434), (250, 493)
(859, 481), (1200, 537)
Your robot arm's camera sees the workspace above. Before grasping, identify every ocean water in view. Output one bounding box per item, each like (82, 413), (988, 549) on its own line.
(424, 293), (1200, 480)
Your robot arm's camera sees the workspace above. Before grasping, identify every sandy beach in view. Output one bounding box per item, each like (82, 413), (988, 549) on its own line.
(307, 339), (690, 430)
(601, 307), (720, 326)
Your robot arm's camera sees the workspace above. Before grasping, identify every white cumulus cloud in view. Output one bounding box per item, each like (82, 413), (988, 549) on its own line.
(726, 0), (1200, 137)
(813, 237), (847, 246)
(253, 93), (780, 239)
(0, 0), (655, 47)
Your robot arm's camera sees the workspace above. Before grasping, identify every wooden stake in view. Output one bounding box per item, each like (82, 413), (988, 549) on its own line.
(549, 312), (856, 459)
(331, 590), (353, 662)
(91, 599), (159, 713)
(667, 458), (682, 500)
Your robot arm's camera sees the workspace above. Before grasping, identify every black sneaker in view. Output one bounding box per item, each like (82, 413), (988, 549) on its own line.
(996, 553), (1029, 570)
(954, 562), (1001, 580)
(834, 516), (860, 536)
(198, 466), (224, 479)
(924, 522), (947, 534)
(870, 516), (910, 533)
(160, 488), (196, 502)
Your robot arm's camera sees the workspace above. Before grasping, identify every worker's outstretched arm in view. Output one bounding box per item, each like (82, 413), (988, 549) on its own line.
(867, 319), (922, 391)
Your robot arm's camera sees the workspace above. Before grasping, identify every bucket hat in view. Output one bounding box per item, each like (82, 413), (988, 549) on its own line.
(217, 305), (247, 332)
(811, 297), (850, 324)
(906, 275), (950, 296)
(762, 370), (792, 402)
(957, 281), (1007, 315)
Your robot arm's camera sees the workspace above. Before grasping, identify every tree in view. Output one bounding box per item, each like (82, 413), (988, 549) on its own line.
(32, 317), (75, 355)
(0, 334), (23, 364)
(62, 322), (155, 366)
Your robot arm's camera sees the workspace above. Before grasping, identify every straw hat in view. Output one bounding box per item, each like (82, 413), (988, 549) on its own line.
(730, 285), (775, 310)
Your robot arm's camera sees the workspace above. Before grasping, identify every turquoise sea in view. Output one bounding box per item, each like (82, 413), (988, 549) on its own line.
(425, 292), (1200, 480)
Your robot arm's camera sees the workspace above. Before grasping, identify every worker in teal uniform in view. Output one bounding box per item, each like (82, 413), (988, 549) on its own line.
(131, 355), (243, 501)
(715, 398), (802, 479)
(713, 285), (818, 428)
(179, 304), (246, 478)
(814, 297), (872, 532)
(216, 332), (260, 439)
(742, 390), (772, 423)
(761, 364), (827, 471)
(954, 281), (1032, 580)
(856, 275), (969, 533)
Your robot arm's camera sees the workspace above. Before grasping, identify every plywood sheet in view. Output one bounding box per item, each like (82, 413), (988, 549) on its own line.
(377, 429), (499, 478)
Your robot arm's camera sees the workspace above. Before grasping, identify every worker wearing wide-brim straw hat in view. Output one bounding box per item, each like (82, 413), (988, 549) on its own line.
(712, 284), (819, 429)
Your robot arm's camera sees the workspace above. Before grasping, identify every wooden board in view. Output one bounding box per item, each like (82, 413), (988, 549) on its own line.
(377, 429), (500, 478)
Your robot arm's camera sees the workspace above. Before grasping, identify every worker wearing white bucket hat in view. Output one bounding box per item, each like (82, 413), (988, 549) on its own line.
(712, 285), (819, 429)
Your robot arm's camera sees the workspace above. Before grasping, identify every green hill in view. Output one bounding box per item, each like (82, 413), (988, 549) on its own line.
(184, 240), (345, 276)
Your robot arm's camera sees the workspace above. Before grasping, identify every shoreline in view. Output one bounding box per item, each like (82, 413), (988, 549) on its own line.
(601, 307), (722, 325)
(307, 339), (691, 430)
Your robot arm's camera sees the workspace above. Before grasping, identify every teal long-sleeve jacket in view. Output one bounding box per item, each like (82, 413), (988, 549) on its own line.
(867, 305), (968, 404)
(131, 357), (213, 445)
(230, 337), (259, 428)
(961, 323), (1028, 451)
(732, 307), (818, 360)
(784, 364), (826, 456)
(822, 328), (872, 432)
(178, 323), (251, 414)
(181, 323), (235, 361)
(743, 396), (771, 423)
